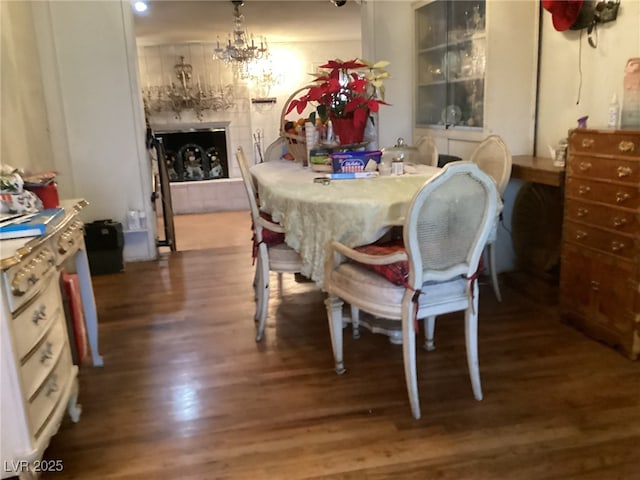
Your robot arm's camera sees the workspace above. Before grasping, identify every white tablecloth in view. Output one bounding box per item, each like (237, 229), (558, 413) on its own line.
(250, 160), (441, 287)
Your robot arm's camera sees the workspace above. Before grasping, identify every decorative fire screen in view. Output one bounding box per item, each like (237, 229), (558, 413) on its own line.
(154, 127), (228, 183)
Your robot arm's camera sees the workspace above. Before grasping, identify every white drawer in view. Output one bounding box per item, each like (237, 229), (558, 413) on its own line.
(3, 245), (57, 313)
(11, 274), (63, 360)
(51, 218), (84, 267)
(20, 316), (68, 400)
(28, 344), (73, 438)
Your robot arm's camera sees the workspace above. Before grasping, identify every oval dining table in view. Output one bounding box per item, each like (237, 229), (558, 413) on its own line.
(250, 159), (441, 288)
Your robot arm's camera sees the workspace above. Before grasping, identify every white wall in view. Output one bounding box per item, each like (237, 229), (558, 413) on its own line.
(362, 1), (414, 150)
(1, 1), (54, 174)
(30, 0), (157, 262)
(537, 0), (640, 152)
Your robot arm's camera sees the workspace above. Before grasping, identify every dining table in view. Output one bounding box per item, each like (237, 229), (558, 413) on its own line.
(250, 159), (442, 288)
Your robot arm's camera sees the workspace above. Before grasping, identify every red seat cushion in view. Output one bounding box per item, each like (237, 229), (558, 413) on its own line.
(255, 212), (285, 245)
(353, 240), (409, 286)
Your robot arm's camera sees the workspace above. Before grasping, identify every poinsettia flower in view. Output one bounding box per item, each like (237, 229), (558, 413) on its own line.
(285, 57), (391, 124)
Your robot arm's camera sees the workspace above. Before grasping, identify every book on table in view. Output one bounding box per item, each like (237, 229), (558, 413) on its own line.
(0, 208), (65, 240)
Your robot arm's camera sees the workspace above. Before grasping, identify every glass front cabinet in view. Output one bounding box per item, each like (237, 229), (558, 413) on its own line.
(413, 0), (539, 159)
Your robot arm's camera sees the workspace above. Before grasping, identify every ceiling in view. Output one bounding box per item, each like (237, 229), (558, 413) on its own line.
(133, 0), (362, 46)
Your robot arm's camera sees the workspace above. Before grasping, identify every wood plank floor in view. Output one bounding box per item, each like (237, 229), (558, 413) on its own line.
(41, 213), (640, 479)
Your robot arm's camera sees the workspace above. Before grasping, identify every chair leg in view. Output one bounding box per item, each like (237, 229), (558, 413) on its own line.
(253, 256), (263, 319)
(255, 246), (270, 342)
(402, 302), (421, 420)
(465, 283), (483, 401)
(325, 295), (345, 374)
(350, 304), (360, 339)
(423, 316), (436, 351)
(488, 243), (502, 302)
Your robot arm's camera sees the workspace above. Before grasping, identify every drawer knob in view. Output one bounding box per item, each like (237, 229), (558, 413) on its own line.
(617, 166), (633, 177)
(32, 305), (47, 325)
(45, 374), (59, 397)
(618, 140), (635, 153)
(581, 138), (595, 148)
(590, 280), (600, 291)
(611, 241), (625, 252)
(612, 217), (628, 228)
(576, 230), (588, 240)
(579, 161), (592, 171)
(40, 341), (54, 363)
(578, 185), (591, 195)
(576, 207), (589, 217)
(615, 192), (631, 204)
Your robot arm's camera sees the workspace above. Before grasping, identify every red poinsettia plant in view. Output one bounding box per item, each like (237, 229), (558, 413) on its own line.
(285, 58), (390, 128)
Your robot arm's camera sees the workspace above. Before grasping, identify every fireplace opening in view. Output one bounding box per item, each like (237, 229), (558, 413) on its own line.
(154, 127), (228, 182)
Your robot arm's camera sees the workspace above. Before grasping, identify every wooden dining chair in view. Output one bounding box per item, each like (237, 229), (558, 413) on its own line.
(324, 162), (500, 419)
(469, 135), (512, 302)
(414, 135), (439, 167)
(236, 147), (303, 341)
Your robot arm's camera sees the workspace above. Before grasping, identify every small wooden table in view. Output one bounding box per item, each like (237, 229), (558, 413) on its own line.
(510, 155), (565, 187)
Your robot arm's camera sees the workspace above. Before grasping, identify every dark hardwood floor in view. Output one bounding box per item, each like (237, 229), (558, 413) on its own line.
(41, 218), (639, 479)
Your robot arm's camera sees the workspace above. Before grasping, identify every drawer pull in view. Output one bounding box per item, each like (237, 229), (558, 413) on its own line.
(45, 374), (59, 397)
(617, 166), (633, 177)
(576, 207), (589, 217)
(578, 185), (591, 195)
(618, 140), (635, 153)
(40, 341), (54, 363)
(581, 138), (595, 148)
(576, 230), (588, 240)
(11, 273), (27, 296)
(611, 241), (625, 252)
(32, 305), (47, 325)
(579, 161), (592, 171)
(615, 192), (631, 203)
(590, 280), (600, 291)
(612, 217), (628, 228)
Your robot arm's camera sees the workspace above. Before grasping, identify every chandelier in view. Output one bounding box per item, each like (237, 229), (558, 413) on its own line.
(142, 56), (235, 120)
(214, 0), (269, 78)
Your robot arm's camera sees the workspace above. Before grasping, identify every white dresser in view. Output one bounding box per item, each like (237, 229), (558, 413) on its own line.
(1, 199), (102, 479)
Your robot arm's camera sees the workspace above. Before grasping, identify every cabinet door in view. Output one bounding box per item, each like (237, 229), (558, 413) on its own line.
(415, 0), (486, 129)
(559, 245), (592, 317)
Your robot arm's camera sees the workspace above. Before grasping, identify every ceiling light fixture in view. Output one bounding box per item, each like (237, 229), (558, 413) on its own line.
(213, 1), (269, 79)
(133, 1), (148, 13)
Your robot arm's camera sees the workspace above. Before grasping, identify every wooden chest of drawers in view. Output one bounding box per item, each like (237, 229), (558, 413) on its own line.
(560, 129), (640, 360)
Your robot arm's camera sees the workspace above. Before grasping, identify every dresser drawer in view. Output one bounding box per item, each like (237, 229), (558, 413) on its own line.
(11, 274), (63, 361)
(51, 218), (85, 267)
(20, 317), (68, 400)
(563, 220), (636, 260)
(28, 344), (73, 438)
(564, 198), (640, 235)
(565, 177), (639, 209)
(567, 155), (640, 183)
(569, 130), (640, 158)
(2, 245), (57, 313)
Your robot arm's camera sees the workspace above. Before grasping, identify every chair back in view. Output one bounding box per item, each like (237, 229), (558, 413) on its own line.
(264, 137), (285, 162)
(235, 147), (262, 232)
(469, 135), (512, 193)
(414, 135), (439, 167)
(403, 162), (499, 285)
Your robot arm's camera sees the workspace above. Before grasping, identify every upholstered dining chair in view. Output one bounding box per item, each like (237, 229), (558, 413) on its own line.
(324, 162), (500, 419)
(236, 147), (303, 341)
(414, 135), (439, 167)
(264, 137), (285, 162)
(469, 135), (512, 302)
